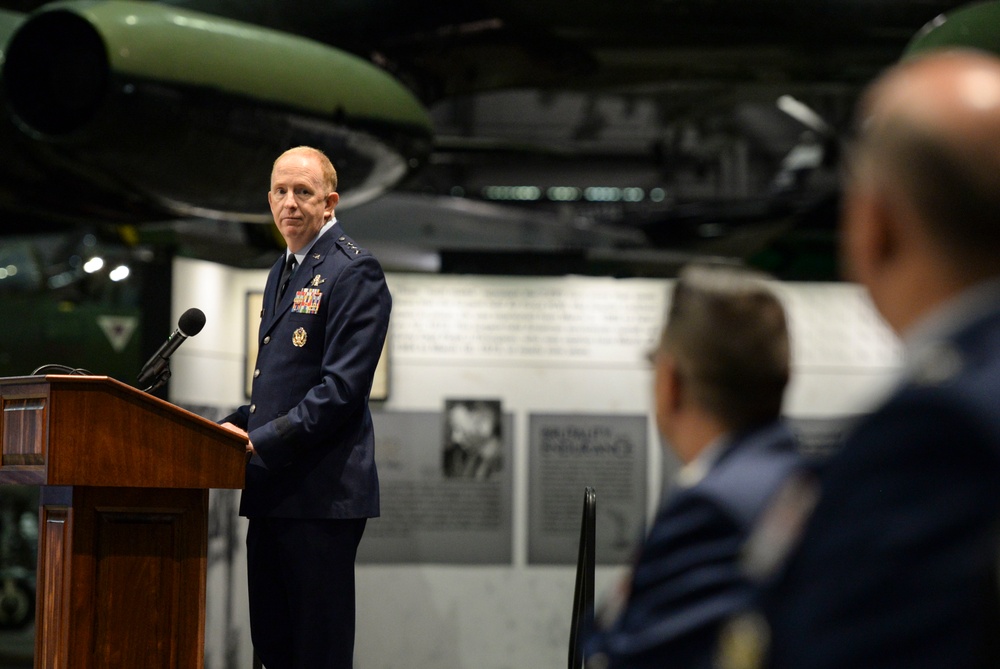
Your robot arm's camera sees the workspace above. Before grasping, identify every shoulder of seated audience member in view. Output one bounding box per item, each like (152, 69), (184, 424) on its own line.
(633, 509), (745, 589)
(693, 453), (801, 519)
(644, 493), (744, 551)
(857, 383), (1000, 460)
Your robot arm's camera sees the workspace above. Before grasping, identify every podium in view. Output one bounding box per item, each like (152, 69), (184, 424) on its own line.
(0, 375), (246, 669)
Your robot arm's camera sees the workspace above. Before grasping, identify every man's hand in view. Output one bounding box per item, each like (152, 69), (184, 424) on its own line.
(221, 422), (255, 455)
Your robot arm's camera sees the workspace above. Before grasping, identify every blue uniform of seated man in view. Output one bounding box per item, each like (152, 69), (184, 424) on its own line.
(583, 264), (803, 669)
(755, 50), (1000, 669)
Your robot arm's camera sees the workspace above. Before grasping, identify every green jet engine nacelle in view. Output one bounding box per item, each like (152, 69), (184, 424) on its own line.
(1, 0), (434, 220)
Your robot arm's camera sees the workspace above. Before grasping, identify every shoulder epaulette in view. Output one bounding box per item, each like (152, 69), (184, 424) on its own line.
(336, 235), (365, 257)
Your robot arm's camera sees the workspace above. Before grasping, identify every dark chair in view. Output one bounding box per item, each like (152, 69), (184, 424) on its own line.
(568, 487), (597, 669)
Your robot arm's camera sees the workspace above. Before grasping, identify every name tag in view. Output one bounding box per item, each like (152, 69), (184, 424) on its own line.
(292, 288), (322, 314)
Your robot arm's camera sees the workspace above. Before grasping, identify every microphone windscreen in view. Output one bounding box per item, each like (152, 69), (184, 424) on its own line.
(178, 308), (207, 337)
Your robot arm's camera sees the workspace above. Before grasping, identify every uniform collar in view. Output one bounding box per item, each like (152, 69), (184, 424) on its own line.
(904, 276), (1000, 350)
(675, 434), (730, 489)
(285, 218), (337, 266)
(901, 276), (1000, 383)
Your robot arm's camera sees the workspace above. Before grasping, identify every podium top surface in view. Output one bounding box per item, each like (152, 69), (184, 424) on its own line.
(0, 375), (247, 488)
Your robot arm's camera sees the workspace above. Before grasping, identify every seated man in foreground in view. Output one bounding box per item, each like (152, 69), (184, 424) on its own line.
(758, 49), (1000, 669)
(583, 264), (804, 669)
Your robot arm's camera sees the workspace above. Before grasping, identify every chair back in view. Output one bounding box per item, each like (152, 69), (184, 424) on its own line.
(568, 486), (597, 669)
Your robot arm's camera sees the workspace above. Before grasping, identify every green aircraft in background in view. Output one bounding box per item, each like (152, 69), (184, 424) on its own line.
(0, 0), (991, 235)
(0, 1), (435, 227)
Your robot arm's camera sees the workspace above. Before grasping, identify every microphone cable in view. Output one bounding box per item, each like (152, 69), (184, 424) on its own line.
(30, 364), (94, 376)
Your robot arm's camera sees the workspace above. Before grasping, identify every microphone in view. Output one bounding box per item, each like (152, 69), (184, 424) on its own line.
(137, 308), (206, 389)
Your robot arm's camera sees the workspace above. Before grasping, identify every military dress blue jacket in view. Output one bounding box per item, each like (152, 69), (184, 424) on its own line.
(762, 304), (1000, 669)
(583, 422), (802, 669)
(224, 222), (391, 520)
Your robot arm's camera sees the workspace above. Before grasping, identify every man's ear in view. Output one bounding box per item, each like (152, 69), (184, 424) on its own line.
(653, 352), (686, 448)
(325, 191), (340, 218)
(655, 354), (684, 416)
(841, 183), (900, 285)
(666, 357), (685, 412)
(868, 189), (904, 268)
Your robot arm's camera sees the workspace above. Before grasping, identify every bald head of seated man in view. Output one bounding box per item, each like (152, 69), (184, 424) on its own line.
(752, 50), (1000, 669)
(845, 49), (1000, 332)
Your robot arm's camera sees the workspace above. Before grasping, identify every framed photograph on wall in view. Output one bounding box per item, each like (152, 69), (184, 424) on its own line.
(245, 291), (264, 399)
(244, 290), (390, 400)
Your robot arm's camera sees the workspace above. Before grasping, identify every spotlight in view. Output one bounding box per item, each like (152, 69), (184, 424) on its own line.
(83, 257), (104, 273)
(109, 265), (130, 282)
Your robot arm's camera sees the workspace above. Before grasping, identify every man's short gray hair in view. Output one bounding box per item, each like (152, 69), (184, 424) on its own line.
(660, 264), (790, 431)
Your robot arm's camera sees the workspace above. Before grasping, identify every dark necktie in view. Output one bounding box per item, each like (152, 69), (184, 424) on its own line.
(276, 255), (297, 309)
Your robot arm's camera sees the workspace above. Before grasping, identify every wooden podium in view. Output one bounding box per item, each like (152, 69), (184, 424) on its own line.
(0, 375), (246, 669)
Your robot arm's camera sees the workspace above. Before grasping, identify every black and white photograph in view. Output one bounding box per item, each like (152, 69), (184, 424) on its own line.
(442, 399), (504, 480)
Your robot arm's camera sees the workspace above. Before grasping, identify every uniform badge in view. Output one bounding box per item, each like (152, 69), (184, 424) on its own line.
(292, 288), (322, 314)
(742, 470), (820, 581)
(310, 274), (326, 287)
(716, 612), (770, 669)
(910, 342), (963, 386)
(292, 327), (307, 347)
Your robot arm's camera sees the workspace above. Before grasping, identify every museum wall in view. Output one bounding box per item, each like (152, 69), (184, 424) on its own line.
(168, 256), (901, 669)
